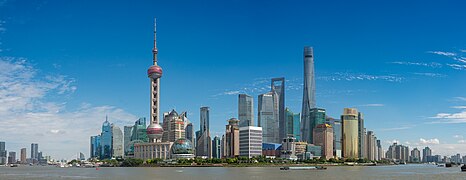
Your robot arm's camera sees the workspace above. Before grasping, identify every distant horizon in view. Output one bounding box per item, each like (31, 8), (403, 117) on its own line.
(0, 0), (465, 160)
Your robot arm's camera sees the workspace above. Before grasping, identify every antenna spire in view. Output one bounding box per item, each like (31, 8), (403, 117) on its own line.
(153, 18), (158, 64)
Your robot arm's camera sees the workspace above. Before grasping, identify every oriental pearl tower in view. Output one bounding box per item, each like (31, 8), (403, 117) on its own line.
(146, 18), (164, 143)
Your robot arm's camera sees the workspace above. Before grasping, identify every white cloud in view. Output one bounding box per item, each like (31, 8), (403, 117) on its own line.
(379, 125), (413, 131)
(430, 110), (466, 124)
(454, 97), (466, 101)
(318, 72), (404, 82)
(427, 51), (457, 57)
(447, 64), (466, 70)
(412, 72), (446, 78)
(359, 103), (384, 107)
(451, 106), (466, 109)
(0, 58), (137, 160)
(453, 135), (464, 139)
(389, 61), (443, 68)
(419, 138), (440, 145)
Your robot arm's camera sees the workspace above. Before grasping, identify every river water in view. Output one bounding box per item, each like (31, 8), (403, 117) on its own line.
(0, 164), (464, 179)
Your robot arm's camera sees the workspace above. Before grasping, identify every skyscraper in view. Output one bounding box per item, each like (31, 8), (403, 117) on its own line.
(31, 143), (39, 162)
(327, 117), (342, 158)
(185, 123), (194, 144)
(8, 152), (16, 164)
(341, 108), (359, 159)
(100, 117), (112, 159)
(285, 108), (301, 141)
(301, 46), (316, 143)
(422, 147), (432, 163)
(239, 126), (263, 158)
(111, 124), (124, 158)
(271, 77), (285, 141)
(313, 124), (334, 160)
(20, 148), (26, 164)
(258, 92), (279, 143)
(0, 142), (6, 165)
(366, 131), (376, 161)
(197, 107), (212, 158)
(377, 140), (383, 160)
(162, 110), (186, 142)
(90, 135), (101, 159)
(410, 148), (421, 163)
(302, 108), (325, 143)
(224, 118), (240, 158)
(238, 94), (254, 127)
(123, 125), (133, 156)
(146, 18), (164, 143)
(212, 136), (221, 159)
(358, 112), (366, 159)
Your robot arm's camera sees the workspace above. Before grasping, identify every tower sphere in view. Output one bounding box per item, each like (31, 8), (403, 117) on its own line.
(146, 123), (163, 140)
(147, 65), (163, 79)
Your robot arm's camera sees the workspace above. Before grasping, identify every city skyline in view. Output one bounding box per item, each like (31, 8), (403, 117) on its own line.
(0, 1), (465, 159)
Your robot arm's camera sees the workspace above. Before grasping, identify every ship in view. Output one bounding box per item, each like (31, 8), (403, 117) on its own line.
(280, 166), (327, 170)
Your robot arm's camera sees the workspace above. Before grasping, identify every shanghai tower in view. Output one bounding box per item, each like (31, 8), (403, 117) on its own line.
(301, 46), (316, 143)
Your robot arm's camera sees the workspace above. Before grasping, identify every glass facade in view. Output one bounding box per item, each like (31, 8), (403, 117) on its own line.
(112, 124), (124, 158)
(271, 78), (285, 141)
(341, 108), (359, 159)
(212, 136), (221, 159)
(258, 92), (279, 144)
(302, 108), (325, 143)
(238, 94), (254, 127)
(285, 108), (301, 141)
(327, 118), (342, 158)
(100, 119), (112, 159)
(90, 135), (101, 158)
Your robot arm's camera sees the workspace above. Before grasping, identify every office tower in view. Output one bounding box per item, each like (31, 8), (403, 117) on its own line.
(281, 136), (297, 160)
(31, 143), (39, 162)
(90, 135), (101, 158)
(111, 124), (124, 158)
(410, 148), (421, 163)
(123, 125), (133, 156)
(313, 124), (334, 160)
(239, 126), (263, 158)
(196, 107), (212, 158)
(366, 131), (376, 161)
(185, 123), (194, 144)
(271, 78), (285, 141)
(130, 118), (149, 143)
(302, 108), (326, 143)
(358, 112), (366, 159)
(341, 108), (359, 159)
(162, 110), (186, 142)
(8, 152), (16, 164)
(258, 92), (279, 143)
(285, 108), (301, 141)
(100, 117), (112, 159)
(327, 117), (342, 158)
(224, 118), (240, 158)
(377, 140), (383, 160)
(146, 18), (164, 143)
(238, 94), (254, 127)
(212, 136), (221, 159)
(20, 148), (26, 164)
(301, 47), (316, 143)
(386, 143), (409, 162)
(422, 147), (432, 163)
(0, 142), (6, 165)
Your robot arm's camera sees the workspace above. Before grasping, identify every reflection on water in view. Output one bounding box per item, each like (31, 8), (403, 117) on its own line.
(0, 164), (463, 180)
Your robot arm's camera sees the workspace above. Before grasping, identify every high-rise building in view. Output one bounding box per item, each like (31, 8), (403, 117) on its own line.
(124, 118), (149, 157)
(100, 117), (112, 159)
(185, 123), (194, 144)
(0, 142), (6, 165)
(162, 110), (186, 142)
(386, 143), (409, 162)
(422, 147), (432, 163)
(238, 94), (254, 127)
(8, 152), (16, 164)
(212, 136), (221, 159)
(271, 77), (285, 141)
(327, 117), (342, 158)
(341, 108), (359, 159)
(224, 118), (240, 158)
(366, 131), (376, 161)
(123, 125), (133, 156)
(285, 108), (301, 141)
(377, 140), (383, 160)
(301, 46), (316, 143)
(20, 148), (26, 164)
(239, 126), (263, 158)
(358, 112), (366, 159)
(196, 107), (212, 158)
(79, 152), (85, 161)
(90, 135), (101, 159)
(313, 124), (334, 160)
(302, 108), (325, 143)
(410, 148), (421, 163)
(146, 18), (164, 143)
(111, 124), (124, 158)
(31, 143), (39, 162)
(258, 92), (279, 143)
(280, 136), (297, 160)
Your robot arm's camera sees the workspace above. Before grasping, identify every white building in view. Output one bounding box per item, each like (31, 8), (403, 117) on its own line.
(134, 142), (173, 161)
(111, 124), (124, 158)
(239, 126), (263, 158)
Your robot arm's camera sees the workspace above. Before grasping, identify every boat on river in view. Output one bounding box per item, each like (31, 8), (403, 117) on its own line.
(461, 165), (466, 172)
(280, 166), (327, 170)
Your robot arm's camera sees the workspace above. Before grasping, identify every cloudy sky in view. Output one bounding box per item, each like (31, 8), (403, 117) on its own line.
(0, 0), (465, 160)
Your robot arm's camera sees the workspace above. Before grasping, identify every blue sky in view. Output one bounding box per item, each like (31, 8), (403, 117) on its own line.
(0, 0), (465, 159)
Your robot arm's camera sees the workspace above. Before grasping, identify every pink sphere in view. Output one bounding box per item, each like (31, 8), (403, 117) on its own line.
(147, 65), (163, 79)
(147, 123), (163, 140)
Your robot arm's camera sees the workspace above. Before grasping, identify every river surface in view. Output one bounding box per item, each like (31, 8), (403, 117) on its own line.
(0, 164), (464, 179)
